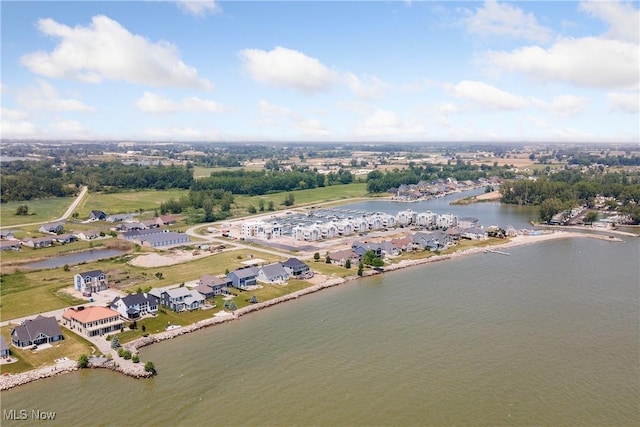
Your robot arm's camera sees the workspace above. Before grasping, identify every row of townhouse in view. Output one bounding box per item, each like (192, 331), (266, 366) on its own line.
(90, 210), (177, 226)
(0, 228), (106, 251)
(327, 230), (465, 266)
(287, 210), (457, 242)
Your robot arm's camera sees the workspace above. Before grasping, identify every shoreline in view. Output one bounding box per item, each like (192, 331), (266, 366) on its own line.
(0, 229), (628, 391)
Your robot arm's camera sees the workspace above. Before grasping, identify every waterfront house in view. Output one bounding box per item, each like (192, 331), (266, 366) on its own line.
(62, 307), (124, 337)
(412, 232), (443, 251)
(227, 267), (258, 290)
(0, 230), (17, 240)
(257, 263), (291, 284)
(10, 315), (64, 348)
(0, 336), (10, 357)
(21, 236), (54, 249)
(110, 293), (160, 320)
(39, 222), (64, 234)
(153, 287), (204, 312)
(327, 249), (361, 266)
(53, 233), (77, 244)
(75, 230), (101, 241)
(89, 210), (107, 221)
(0, 240), (21, 251)
(195, 275), (233, 298)
(74, 270), (108, 294)
(281, 257), (311, 278)
(352, 242), (383, 258)
(377, 241), (400, 257)
(390, 236), (414, 252)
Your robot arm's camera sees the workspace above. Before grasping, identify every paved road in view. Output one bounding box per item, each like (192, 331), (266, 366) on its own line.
(0, 186), (88, 229)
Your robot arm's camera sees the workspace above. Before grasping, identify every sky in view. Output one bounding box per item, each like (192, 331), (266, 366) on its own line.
(1, 0), (638, 143)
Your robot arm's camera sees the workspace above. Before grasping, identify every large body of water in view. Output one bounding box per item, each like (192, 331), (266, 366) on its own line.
(2, 198), (638, 426)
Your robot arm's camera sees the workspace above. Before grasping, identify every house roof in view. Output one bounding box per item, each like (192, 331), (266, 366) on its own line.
(199, 275), (229, 287)
(116, 292), (158, 307)
(41, 222), (63, 230)
(229, 267), (258, 279)
(77, 270), (105, 279)
(329, 249), (359, 260)
(259, 263), (288, 279)
(163, 287), (192, 299)
(23, 236), (54, 244)
(139, 232), (190, 246)
(282, 257), (308, 269)
(158, 215), (177, 223)
(194, 283), (215, 295)
(0, 336), (9, 352)
(63, 306), (120, 323)
(11, 315), (62, 342)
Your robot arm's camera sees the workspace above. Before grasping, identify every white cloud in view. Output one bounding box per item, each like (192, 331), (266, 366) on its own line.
(176, 1), (221, 17)
(239, 46), (386, 99)
(258, 100), (295, 118)
(448, 80), (529, 110)
(345, 73), (389, 99)
(135, 92), (226, 113)
(16, 80), (94, 112)
(144, 126), (220, 141)
(296, 119), (330, 136)
(532, 95), (588, 117)
(357, 108), (426, 138)
(464, 0), (553, 43)
(257, 100), (329, 136)
(239, 47), (337, 94)
(0, 120), (40, 138)
(483, 36), (639, 89)
(1, 108), (28, 121)
(21, 15), (212, 90)
(579, 0), (640, 43)
(607, 92), (639, 113)
(53, 119), (87, 134)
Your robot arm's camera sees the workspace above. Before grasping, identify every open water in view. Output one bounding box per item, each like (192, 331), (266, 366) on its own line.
(1, 200), (638, 426)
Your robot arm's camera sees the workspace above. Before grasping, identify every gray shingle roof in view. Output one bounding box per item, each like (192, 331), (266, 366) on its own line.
(11, 315), (62, 343)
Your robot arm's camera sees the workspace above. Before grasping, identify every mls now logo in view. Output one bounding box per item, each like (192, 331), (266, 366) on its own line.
(3, 409), (56, 420)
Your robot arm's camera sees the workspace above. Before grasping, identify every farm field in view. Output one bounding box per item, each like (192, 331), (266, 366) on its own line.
(233, 182), (371, 212)
(0, 197), (77, 227)
(75, 189), (188, 218)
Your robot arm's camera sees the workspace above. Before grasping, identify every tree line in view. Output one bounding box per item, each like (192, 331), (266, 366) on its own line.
(500, 170), (640, 224)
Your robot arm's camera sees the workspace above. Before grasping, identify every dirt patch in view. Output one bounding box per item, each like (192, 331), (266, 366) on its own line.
(128, 250), (214, 268)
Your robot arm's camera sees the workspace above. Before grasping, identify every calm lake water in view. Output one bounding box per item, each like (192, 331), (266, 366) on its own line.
(22, 248), (127, 270)
(2, 200), (638, 426)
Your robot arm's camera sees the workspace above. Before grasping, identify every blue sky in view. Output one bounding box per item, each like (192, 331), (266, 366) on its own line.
(1, 0), (638, 143)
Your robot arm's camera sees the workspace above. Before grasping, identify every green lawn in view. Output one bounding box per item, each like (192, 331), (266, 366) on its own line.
(232, 183), (371, 214)
(0, 248), (284, 321)
(0, 327), (96, 374)
(117, 279), (314, 343)
(0, 197), (77, 227)
(76, 189), (188, 217)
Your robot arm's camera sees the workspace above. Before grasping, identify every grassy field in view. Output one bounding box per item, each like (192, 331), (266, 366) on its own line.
(76, 189), (188, 217)
(233, 183), (370, 213)
(0, 197), (77, 227)
(0, 327), (95, 374)
(0, 247), (283, 321)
